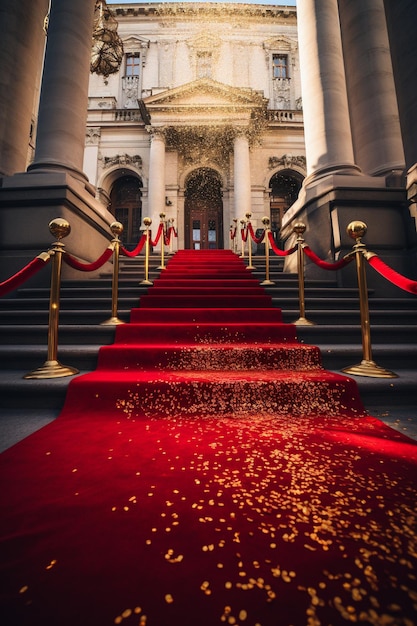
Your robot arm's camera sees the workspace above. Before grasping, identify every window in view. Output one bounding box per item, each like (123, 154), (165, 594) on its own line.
(197, 51), (212, 78)
(272, 54), (288, 79)
(126, 53), (140, 77)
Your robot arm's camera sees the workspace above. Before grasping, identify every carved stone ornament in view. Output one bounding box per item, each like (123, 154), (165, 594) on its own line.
(102, 154), (143, 170)
(86, 128), (101, 146)
(268, 154), (306, 170)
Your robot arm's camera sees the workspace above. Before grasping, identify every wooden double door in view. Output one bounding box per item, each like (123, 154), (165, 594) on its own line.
(185, 203), (223, 250)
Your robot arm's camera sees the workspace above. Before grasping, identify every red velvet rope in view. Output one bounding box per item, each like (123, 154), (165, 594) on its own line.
(164, 226), (177, 246)
(247, 223), (265, 245)
(241, 227), (248, 243)
(120, 234), (147, 258)
(150, 223), (164, 247)
(303, 245), (354, 271)
(367, 255), (417, 295)
(230, 227), (237, 240)
(63, 246), (114, 272)
(267, 232), (297, 257)
(0, 254), (51, 297)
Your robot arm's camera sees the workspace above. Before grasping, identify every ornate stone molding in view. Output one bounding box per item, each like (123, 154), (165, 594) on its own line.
(101, 153), (143, 170)
(86, 127), (101, 146)
(123, 36), (150, 67)
(268, 154), (306, 170)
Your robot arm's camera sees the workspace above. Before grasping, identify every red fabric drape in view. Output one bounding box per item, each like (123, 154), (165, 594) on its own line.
(267, 232), (297, 257)
(0, 254), (51, 297)
(241, 227), (248, 243)
(121, 234), (147, 258)
(230, 227), (237, 241)
(63, 246), (114, 272)
(150, 223), (164, 247)
(367, 255), (417, 295)
(247, 223), (265, 244)
(303, 246), (354, 271)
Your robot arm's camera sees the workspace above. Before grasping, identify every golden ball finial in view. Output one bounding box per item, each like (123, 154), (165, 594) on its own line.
(293, 222), (306, 235)
(159, 212), (166, 220)
(245, 212), (252, 220)
(143, 217), (152, 227)
(49, 218), (71, 240)
(262, 216), (270, 226)
(110, 221), (123, 237)
(347, 221), (367, 241)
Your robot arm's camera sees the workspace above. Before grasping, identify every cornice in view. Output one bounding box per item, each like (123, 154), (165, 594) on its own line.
(112, 3), (296, 23)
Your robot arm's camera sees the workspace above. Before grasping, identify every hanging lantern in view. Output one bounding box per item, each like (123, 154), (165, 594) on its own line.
(90, 0), (124, 78)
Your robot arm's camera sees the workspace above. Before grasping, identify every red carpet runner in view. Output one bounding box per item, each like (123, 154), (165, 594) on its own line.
(1, 250), (417, 626)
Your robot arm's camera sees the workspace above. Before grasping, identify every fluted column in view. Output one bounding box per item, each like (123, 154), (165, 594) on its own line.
(147, 130), (166, 244)
(296, 0), (361, 180)
(338, 0), (405, 177)
(28, 0), (96, 183)
(233, 133), (251, 218)
(0, 0), (49, 176)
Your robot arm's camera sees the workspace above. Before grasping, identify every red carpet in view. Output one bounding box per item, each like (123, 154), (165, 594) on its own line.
(1, 250), (417, 626)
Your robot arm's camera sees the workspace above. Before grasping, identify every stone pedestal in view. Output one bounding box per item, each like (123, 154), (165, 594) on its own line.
(0, 172), (114, 286)
(281, 176), (417, 297)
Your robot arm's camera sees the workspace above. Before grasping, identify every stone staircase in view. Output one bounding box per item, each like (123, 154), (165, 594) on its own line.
(0, 255), (416, 411)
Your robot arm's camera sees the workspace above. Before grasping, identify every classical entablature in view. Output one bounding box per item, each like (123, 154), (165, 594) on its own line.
(142, 79), (268, 169)
(141, 78), (267, 131)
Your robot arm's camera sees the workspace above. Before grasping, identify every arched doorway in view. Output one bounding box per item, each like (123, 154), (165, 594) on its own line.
(184, 168), (223, 250)
(269, 169), (303, 237)
(110, 175), (142, 246)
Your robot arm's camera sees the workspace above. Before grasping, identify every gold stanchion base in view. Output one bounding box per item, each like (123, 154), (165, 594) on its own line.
(260, 279), (275, 285)
(342, 359), (398, 378)
(293, 316), (316, 326)
(24, 360), (79, 380)
(100, 317), (125, 326)
(140, 279), (153, 285)
(246, 265), (256, 270)
(157, 265), (166, 270)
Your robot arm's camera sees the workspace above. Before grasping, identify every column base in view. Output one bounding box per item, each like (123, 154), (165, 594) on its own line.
(0, 171), (115, 286)
(280, 174), (417, 297)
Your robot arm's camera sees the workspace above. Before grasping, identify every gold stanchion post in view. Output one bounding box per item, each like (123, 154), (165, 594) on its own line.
(140, 217), (153, 285)
(342, 221), (397, 378)
(25, 219), (79, 379)
(101, 221), (125, 326)
(157, 212), (167, 270)
(292, 222), (315, 326)
(260, 216), (275, 285)
(232, 218), (238, 254)
(245, 212), (256, 270)
(168, 218), (175, 255)
(239, 219), (246, 259)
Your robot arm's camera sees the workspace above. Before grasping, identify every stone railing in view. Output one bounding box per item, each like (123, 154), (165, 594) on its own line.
(266, 109), (303, 124)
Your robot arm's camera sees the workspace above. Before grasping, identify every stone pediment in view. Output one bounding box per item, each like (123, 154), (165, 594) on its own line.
(264, 35), (298, 52)
(142, 79), (267, 127)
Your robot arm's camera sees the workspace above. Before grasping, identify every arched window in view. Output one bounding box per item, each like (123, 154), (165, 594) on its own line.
(269, 170), (303, 235)
(110, 176), (142, 245)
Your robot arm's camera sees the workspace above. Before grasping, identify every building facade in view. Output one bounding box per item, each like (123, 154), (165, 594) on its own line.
(0, 0), (416, 292)
(84, 2), (306, 250)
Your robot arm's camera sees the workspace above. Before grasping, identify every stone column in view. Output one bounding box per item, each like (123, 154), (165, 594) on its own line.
(147, 130), (166, 246)
(338, 0), (405, 177)
(296, 0), (361, 180)
(233, 133), (251, 218)
(0, 0), (49, 176)
(28, 0), (96, 184)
